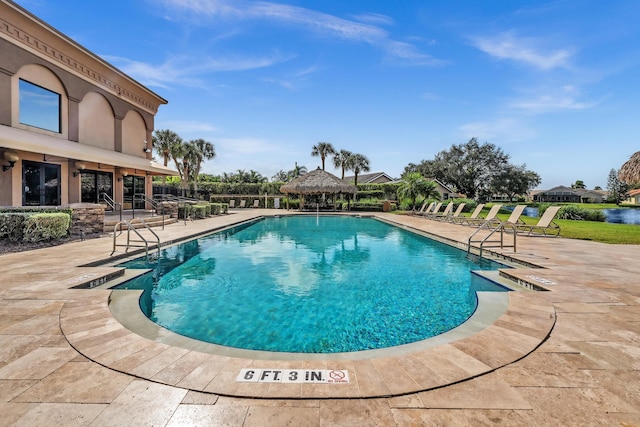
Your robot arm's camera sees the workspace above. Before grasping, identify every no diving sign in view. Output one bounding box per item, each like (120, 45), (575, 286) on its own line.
(237, 369), (349, 384)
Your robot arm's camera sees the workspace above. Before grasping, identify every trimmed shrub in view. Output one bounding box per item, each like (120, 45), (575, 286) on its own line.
(192, 204), (210, 219)
(210, 203), (228, 215)
(0, 212), (31, 241)
(178, 205), (192, 219)
(22, 213), (71, 242)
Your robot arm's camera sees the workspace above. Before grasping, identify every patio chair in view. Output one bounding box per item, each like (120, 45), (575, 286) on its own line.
(229, 200), (236, 208)
(517, 206), (562, 236)
(427, 201), (454, 220)
(239, 199), (246, 208)
(464, 204), (503, 227)
(252, 199), (260, 208)
(413, 201), (434, 216)
(419, 202), (442, 217)
(442, 203), (466, 222)
(498, 205), (527, 229)
(452, 203), (484, 225)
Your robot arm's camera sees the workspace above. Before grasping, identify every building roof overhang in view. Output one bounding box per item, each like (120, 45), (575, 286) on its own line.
(0, 125), (178, 176)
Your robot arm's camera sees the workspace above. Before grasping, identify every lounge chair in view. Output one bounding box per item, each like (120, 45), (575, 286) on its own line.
(442, 203), (466, 222)
(412, 200), (432, 216)
(452, 203), (484, 225)
(499, 205), (527, 228)
(465, 204), (503, 227)
(252, 199), (260, 208)
(239, 199), (246, 208)
(420, 202), (442, 217)
(229, 200), (236, 208)
(427, 201), (453, 220)
(517, 206), (562, 236)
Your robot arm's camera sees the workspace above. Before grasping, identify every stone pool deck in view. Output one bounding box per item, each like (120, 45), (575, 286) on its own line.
(0, 210), (639, 426)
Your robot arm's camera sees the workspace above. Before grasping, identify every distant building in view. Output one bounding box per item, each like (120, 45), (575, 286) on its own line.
(533, 186), (608, 203)
(623, 189), (640, 204)
(0, 0), (177, 208)
(344, 172), (395, 184)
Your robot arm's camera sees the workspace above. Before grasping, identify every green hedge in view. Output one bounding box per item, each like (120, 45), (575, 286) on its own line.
(0, 212), (30, 241)
(0, 212), (71, 242)
(23, 213), (71, 242)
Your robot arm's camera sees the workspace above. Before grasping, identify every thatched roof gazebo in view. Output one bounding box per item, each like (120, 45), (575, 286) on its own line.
(280, 168), (357, 210)
(619, 151), (640, 184)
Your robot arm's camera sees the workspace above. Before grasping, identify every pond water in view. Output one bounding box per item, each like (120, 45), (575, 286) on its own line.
(603, 209), (640, 225)
(507, 206), (640, 224)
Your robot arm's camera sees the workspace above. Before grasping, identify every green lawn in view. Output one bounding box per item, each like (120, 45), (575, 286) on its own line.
(493, 207), (640, 244)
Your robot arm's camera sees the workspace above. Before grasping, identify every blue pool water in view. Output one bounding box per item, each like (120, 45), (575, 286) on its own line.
(116, 216), (507, 353)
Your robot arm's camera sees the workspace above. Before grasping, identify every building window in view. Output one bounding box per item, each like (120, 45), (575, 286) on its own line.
(19, 79), (61, 133)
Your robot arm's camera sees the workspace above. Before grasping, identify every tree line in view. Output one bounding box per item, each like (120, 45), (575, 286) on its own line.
(153, 130), (545, 201)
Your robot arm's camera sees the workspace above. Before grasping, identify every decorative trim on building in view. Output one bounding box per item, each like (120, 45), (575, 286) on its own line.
(0, 17), (159, 113)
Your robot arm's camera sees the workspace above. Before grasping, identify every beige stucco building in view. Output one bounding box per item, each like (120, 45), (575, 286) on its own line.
(0, 0), (177, 209)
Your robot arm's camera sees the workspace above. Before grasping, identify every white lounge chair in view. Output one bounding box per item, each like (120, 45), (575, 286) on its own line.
(427, 202), (454, 220)
(517, 206), (562, 236)
(452, 204), (484, 225)
(420, 202), (442, 217)
(442, 203), (466, 222)
(465, 204), (503, 227)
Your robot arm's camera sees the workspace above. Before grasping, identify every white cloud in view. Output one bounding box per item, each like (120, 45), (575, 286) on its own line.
(104, 52), (291, 88)
(350, 12), (395, 27)
(471, 31), (573, 70)
(510, 85), (598, 114)
(156, 0), (440, 66)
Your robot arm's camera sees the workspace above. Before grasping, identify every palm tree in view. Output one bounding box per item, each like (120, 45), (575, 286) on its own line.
(190, 138), (216, 193)
(152, 129), (183, 185)
(311, 142), (336, 171)
(288, 162), (308, 180)
(180, 141), (201, 196)
(247, 170), (267, 183)
(349, 153), (370, 186)
(397, 172), (438, 210)
(332, 149), (353, 179)
(271, 170), (289, 182)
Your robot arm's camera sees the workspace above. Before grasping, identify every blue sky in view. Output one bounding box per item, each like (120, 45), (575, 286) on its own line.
(16, 0), (640, 189)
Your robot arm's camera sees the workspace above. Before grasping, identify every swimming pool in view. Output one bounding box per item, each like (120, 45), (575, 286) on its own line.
(116, 215), (508, 353)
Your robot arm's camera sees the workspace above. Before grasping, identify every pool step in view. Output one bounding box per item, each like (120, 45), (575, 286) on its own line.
(104, 215), (177, 232)
(472, 270), (537, 292)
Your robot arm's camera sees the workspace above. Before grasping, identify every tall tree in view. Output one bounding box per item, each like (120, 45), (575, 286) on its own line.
(490, 164), (541, 201)
(180, 141), (201, 195)
(397, 172), (439, 210)
(152, 129), (183, 185)
(406, 138), (511, 200)
(288, 162), (308, 180)
(190, 138), (216, 193)
(607, 168), (629, 205)
(571, 180), (586, 189)
(311, 142), (336, 171)
(271, 170), (289, 182)
(332, 149), (353, 179)
(349, 153), (370, 186)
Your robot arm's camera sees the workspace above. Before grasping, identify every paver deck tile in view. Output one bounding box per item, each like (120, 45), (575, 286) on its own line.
(1, 210), (639, 424)
(418, 374), (532, 410)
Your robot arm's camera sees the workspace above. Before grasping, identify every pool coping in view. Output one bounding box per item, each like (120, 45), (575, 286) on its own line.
(60, 288), (555, 399)
(58, 213), (557, 399)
